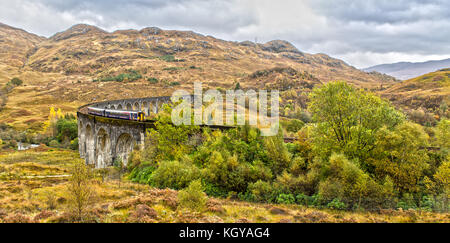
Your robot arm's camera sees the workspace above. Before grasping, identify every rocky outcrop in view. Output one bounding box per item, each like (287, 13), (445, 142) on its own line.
(260, 40), (303, 55)
(50, 24), (107, 41)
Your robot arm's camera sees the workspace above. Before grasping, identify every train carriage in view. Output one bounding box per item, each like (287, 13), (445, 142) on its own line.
(88, 107), (145, 121)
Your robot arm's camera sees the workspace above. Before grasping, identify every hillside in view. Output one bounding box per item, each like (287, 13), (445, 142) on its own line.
(26, 24), (395, 87)
(381, 69), (450, 111)
(0, 22), (411, 129)
(0, 23), (45, 68)
(364, 58), (450, 80)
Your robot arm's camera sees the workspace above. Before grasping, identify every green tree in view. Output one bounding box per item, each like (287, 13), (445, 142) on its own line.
(264, 129), (291, 175)
(308, 81), (404, 164)
(67, 160), (94, 222)
(178, 179), (207, 211)
(144, 105), (199, 163)
(434, 157), (450, 209)
(369, 122), (430, 193)
(56, 117), (78, 143)
(435, 119), (450, 152)
(234, 82), (241, 90)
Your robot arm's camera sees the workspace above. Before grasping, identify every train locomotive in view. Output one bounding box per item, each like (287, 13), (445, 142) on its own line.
(87, 107), (145, 121)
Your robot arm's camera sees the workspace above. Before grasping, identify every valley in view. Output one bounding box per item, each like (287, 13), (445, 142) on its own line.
(0, 22), (449, 223)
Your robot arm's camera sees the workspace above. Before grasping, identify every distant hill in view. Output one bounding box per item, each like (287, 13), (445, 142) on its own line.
(0, 22), (420, 128)
(380, 68), (450, 111)
(23, 23), (395, 88)
(364, 58), (450, 80)
(0, 23), (45, 67)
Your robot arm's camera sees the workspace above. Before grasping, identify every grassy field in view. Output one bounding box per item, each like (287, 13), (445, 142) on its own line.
(0, 147), (449, 223)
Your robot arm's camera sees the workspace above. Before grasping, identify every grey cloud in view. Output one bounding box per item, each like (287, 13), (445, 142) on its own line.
(35, 0), (257, 34)
(310, 0), (450, 24)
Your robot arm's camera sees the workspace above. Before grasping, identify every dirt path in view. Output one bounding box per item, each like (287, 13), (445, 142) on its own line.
(21, 174), (70, 179)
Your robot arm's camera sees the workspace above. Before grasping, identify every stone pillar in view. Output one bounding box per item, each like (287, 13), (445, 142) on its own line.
(153, 100), (158, 114)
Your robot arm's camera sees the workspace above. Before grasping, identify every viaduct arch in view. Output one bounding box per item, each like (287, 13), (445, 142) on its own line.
(77, 95), (247, 168)
(77, 96), (172, 168)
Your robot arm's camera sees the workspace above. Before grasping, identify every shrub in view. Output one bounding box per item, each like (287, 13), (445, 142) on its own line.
(317, 153), (393, 209)
(150, 160), (200, 190)
(44, 191), (57, 210)
(160, 55), (175, 62)
(299, 111), (312, 123)
(264, 131), (292, 175)
(163, 67), (184, 71)
(129, 166), (156, 184)
(96, 70), (142, 82)
(70, 138), (78, 150)
(296, 193), (313, 206)
(408, 109), (436, 126)
(9, 139), (17, 148)
(10, 77), (23, 86)
(234, 82), (241, 90)
(203, 182), (228, 198)
(178, 179), (207, 211)
(419, 195), (435, 212)
(248, 180), (274, 202)
(397, 193), (417, 210)
(126, 99), (445, 211)
(147, 77), (158, 84)
(49, 140), (60, 148)
(170, 81), (181, 86)
(286, 119), (304, 133)
(67, 160), (94, 222)
(310, 194), (323, 207)
(276, 193), (296, 204)
(327, 199), (347, 210)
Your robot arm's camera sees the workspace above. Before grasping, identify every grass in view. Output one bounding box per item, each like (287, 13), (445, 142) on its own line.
(382, 69), (450, 111)
(0, 147), (448, 223)
(93, 70), (143, 82)
(159, 55), (185, 63)
(163, 67), (185, 71)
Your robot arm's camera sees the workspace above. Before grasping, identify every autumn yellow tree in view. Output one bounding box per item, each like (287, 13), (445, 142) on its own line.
(67, 160), (94, 222)
(369, 122), (430, 193)
(435, 157), (450, 207)
(42, 107), (64, 137)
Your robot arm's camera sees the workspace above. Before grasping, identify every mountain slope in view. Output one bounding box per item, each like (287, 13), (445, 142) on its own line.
(364, 58), (450, 80)
(26, 24), (395, 89)
(0, 23), (45, 67)
(380, 68), (450, 111)
(0, 23), (401, 129)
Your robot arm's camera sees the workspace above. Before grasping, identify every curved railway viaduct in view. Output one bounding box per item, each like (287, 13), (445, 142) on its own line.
(77, 96), (173, 168)
(77, 96), (295, 168)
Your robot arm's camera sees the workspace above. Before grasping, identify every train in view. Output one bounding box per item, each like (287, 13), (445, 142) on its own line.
(87, 107), (145, 122)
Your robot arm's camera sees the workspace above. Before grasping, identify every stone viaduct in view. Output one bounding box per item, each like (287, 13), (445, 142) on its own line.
(77, 95), (284, 168)
(77, 96), (172, 168)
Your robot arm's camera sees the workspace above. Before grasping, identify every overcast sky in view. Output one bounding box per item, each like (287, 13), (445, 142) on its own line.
(1, 0), (449, 68)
